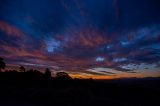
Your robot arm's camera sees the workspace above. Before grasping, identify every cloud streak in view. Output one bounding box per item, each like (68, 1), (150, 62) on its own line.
(0, 0), (160, 78)
(0, 21), (25, 37)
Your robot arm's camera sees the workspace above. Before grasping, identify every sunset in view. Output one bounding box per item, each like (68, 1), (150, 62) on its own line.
(0, 0), (160, 105)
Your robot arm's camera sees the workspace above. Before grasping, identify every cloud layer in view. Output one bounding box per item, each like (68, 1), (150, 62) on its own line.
(0, 0), (160, 78)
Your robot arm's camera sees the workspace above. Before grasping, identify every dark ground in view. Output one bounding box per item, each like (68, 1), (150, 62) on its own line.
(0, 71), (159, 106)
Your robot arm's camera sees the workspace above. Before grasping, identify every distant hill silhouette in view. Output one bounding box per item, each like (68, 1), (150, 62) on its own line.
(0, 57), (160, 106)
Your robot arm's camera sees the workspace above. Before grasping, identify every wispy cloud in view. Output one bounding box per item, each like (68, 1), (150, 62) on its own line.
(0, 21), (25, 37)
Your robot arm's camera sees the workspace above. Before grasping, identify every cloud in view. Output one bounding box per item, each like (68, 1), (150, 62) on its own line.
(0, 0), (160, 78)
(64, 29), (109, 49)
(0, 21), (25, 37)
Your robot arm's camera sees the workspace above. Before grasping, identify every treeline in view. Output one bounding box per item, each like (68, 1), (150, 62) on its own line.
(0, 57), (94, 88)
(0, 57), (73, 79)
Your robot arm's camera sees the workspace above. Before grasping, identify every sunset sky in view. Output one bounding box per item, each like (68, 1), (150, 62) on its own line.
(0, 0), (160, 79)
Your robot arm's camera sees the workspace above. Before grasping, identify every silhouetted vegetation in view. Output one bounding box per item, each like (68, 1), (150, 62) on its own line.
(0, 57), (6, 71)
(44, 68), (51, 78)
(56, 72), (72, 79)
(19, 65), (26, 72)
(0, 57), (159, 106)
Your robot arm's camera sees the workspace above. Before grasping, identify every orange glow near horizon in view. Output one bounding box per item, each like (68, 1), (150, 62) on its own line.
(69, 74), (153, 80)
(3, 65), (160, 80)
(69, 70), (160, 79)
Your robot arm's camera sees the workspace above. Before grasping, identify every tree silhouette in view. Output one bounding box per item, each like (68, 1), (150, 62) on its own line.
(0, 57), (6, 72)
(44, 68), (51, 78)
(19, 66), (25, 72)
(56, 72), (71, 79)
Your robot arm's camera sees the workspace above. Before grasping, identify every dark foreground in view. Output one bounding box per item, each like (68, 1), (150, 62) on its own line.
(0, 72), (160, 106)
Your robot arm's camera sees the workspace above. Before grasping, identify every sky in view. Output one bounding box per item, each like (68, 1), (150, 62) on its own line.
(0, 0), (160, 79)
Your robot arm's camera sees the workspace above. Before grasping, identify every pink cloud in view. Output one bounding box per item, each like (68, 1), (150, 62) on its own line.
(0, 21), (25, 37)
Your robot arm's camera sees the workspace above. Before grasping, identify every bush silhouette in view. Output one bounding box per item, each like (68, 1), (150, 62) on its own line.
(44, 68), (51, 78)
(0, 57), (6, 71)
(19, 66), (26, 72)
(56, 72), (72, 79)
